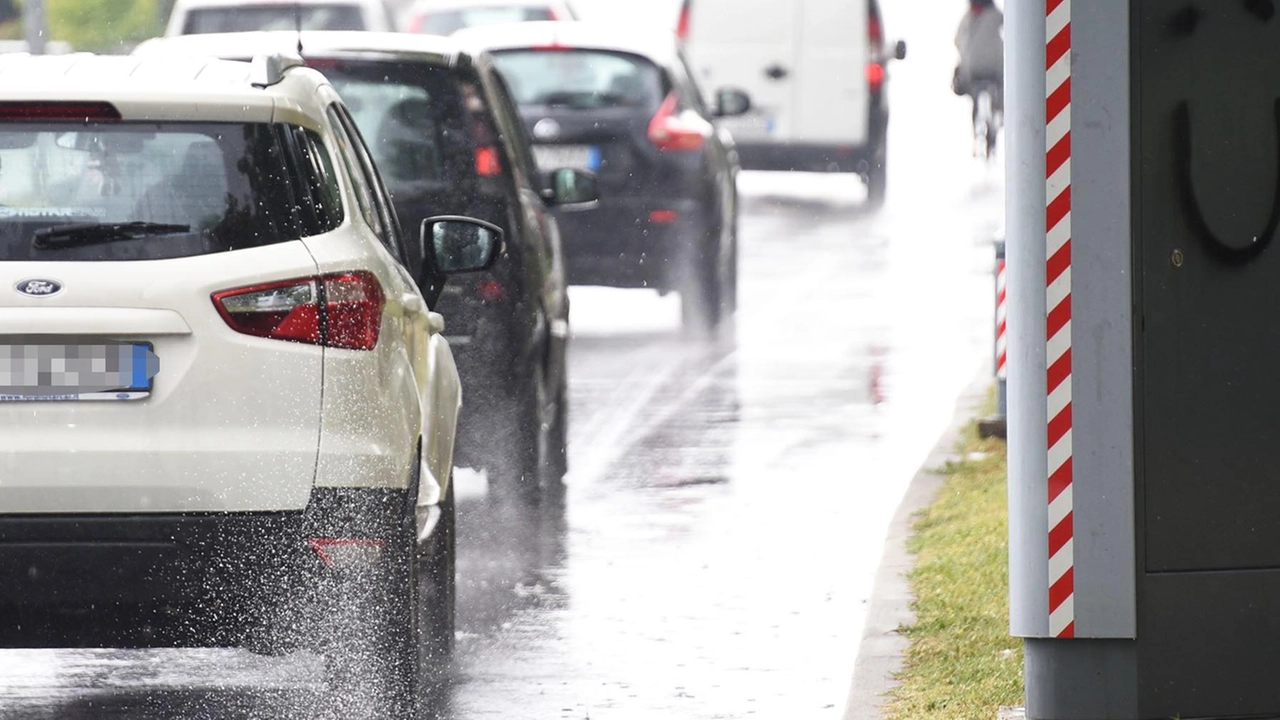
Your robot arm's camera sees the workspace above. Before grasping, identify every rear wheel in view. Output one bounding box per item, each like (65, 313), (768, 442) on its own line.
(680, 237), (723, 336)
(322, 474), (456, 717)
(491, 378), (545, 507)
(546, 382), (569, 489)
(866, 147), (887, 208)
(724, 230), (739, 317)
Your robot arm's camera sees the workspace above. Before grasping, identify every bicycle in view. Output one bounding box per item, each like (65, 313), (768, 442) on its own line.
(971, 80), (1003, 161)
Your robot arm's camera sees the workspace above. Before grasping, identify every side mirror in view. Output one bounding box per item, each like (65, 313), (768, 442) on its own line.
(420, 215), (504, 274)
(713, 88), (752, 118)
(542, 168), (600, 207)
(893, 40), (907, 61)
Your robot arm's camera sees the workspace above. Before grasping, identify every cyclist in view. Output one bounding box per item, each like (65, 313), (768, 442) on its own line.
(954, 0), (1004, 149)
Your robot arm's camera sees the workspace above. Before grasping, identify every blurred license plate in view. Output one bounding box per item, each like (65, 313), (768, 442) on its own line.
(0, 343), (158, 401)
(534, 144), (601, 172)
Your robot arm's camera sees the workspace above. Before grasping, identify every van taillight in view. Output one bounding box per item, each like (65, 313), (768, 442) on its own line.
(676, 0), (691, 40)
(867, 10), (886, 93)
(648, 93), (707, 152)
(868, 17), (884, 51)
(867, 62), (886, 91)
(213, 271), (384, 351)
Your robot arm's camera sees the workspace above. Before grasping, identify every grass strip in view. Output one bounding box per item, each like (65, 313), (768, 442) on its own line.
(884, 425), (1022, 720)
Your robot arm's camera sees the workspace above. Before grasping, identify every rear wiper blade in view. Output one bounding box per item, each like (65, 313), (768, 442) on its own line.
(33, 221), (192, 249)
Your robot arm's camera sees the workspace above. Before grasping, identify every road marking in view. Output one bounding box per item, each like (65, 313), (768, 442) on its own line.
(569, 348), (737, 486)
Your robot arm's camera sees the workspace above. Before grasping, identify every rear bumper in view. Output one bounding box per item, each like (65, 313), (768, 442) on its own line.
(735, 141), (878, 173)
(554, 197), (705, 290)
(734, 104), (889, 173)
(0, 487), (410, 647)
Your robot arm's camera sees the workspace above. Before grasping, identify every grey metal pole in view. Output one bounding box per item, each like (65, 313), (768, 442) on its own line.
(23, 0), (46, 55)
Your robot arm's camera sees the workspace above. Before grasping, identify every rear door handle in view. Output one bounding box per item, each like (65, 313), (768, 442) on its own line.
(764, 64), (790, 81)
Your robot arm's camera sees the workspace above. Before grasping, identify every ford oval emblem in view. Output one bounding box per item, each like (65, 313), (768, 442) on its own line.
(14, 278), (63, 298)
(533, 118), (561, 141)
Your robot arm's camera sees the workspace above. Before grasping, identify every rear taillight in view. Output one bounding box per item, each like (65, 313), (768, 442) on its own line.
(867, 62), (886, 92)
(475, 145), (502, 176)
(0, 101), (121, 121)
(213, 271), (384, 351)
(322, 272), (385, 350)
(676, 0), (691, 40)
(868, 16), (884, 51)
(867, 9), (886, 93)
(476, 279), (510, 303)
(648, 93), (708, 152)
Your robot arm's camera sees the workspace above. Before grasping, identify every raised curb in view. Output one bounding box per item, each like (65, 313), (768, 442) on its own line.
(842, 372), (994, 719)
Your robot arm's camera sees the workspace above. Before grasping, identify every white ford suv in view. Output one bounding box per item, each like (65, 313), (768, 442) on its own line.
(0, 52), (499, 709)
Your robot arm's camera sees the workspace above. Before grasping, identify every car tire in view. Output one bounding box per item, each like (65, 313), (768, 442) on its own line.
(409, 478), (456, 693)
(322, 469), (456, 716)
(866, 122), (889, 208)
(724, 228), (739, 317)
(491, 378), (544, 506)
(546, 381), (569, 489)
(680, 235), (723, 336)
(866, 154), (887, 208)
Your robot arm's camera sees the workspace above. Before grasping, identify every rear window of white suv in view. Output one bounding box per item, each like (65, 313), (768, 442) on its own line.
(0, 121), (343, 261)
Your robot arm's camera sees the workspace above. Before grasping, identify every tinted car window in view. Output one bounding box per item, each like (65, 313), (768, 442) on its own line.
(418, 7), (553, 35)
(0, 122), (328, 261)
(184, 5), (364, 33)
(319, 60), (508, 224)
(325, 72), (446, 187)
(491, 49), (666, 111)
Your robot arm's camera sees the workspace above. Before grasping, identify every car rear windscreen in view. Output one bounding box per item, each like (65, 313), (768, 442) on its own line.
(0, 122), (343, 261)
(184, 5), (364, 33)
(417, 7), (553, 35)
(491, 49), (665, 111)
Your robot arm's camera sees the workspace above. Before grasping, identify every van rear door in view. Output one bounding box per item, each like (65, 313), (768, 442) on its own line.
(686, 0), (870, 146)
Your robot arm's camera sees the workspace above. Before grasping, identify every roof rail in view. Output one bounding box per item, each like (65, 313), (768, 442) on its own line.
(249, 52), (304, 88)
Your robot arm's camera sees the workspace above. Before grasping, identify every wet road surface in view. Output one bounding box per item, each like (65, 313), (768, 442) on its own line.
(0, 5), (1002, 717)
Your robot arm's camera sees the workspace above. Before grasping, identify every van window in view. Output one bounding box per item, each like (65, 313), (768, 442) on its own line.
(0, 122), (328, 261)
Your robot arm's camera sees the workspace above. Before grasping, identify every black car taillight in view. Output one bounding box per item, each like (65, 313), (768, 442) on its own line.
(648, 93), (709, 152)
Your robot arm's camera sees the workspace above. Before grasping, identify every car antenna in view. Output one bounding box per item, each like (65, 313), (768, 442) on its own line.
(294, 3), (304, 54)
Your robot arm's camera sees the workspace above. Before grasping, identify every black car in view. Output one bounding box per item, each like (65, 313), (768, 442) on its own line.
(455, 22), (751, 333)
(136, 31), (598, 503)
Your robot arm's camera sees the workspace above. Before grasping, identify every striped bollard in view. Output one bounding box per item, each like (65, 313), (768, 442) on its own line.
(979, 236), (1009, 439)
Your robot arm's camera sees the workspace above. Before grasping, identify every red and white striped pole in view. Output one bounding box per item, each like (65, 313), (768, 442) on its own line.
(981, 236), (1009, 441)
(996, 246), (1008, 384)
(1045, 0), (1075, 640)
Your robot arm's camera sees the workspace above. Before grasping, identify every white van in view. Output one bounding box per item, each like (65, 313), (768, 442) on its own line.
(680, 0), (905, 204)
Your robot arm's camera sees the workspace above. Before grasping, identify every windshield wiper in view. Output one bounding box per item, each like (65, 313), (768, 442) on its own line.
(33, 222), (192, 249)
